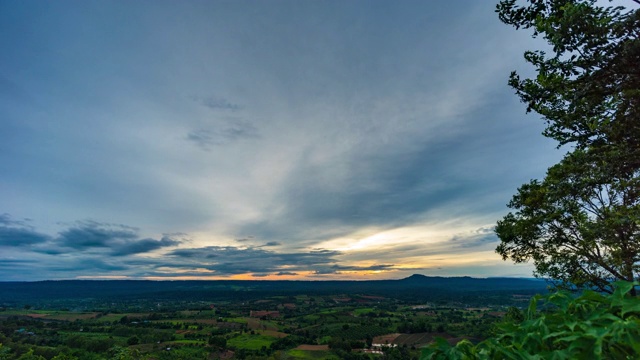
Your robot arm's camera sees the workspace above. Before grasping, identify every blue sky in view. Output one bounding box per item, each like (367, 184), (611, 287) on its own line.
(0, 0), (568, 281)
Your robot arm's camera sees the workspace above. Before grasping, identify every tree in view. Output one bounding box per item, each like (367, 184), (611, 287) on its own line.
(208, 335), (227, 348)
(495, 0), (640, 293)
(503, 307), (524, 324)
(0, 344), (10, 360)
(108, 346), (141, 360)
(17, 350), (45, 360)
(51, 354), (78, 360)
(126, 336), (139, 346)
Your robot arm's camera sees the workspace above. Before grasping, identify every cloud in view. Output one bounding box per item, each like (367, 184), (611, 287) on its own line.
(0, 213), (51, 247)
(169, 249), (201, 258)
(164, 246), (342, 276)
(0, 258), (37, 268)
(237, 135), (493, 244)
(0, 213), (30, 227)
(0, 215), (487, 280)
(313, 269), (338, 275)
(192, 95), (243, 111)
(0, 252), (133, 281)
(275, 271), (298, 276)
(111, 235), (182, 256)
(236, 89), (543, 245)
(47, 257), (130, 272)
(449, 226), (498, 248)
(187, 119), (259, 149)
(311, 264), (398, 275)
(20, 221), (185, 257)
(57, 221), (138, 249)
(185, 94), (258, 149)
(261, 241), (281, 247)
(160, 245), (408, 278)
(251, 273), (270, 278)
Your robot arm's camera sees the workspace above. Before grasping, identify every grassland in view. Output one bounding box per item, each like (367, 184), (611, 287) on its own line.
(226, 333), (278, 350)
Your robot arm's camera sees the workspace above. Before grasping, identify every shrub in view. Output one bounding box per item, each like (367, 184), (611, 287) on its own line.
(421, 282), (640, 359)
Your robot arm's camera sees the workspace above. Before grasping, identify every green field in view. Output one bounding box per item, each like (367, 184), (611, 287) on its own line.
(353, 308), (374, 316)
(225, 317), (249, 324)
(227, 333), (277, 350)
(286, 349), (340, 359)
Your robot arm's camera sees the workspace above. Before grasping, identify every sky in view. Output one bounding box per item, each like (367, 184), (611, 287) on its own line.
(0, 0), (568, 281)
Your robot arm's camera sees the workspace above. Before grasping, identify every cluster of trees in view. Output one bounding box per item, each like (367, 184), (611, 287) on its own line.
(424, 0), (640, 357)
(495, 0), (640, 293)
(397, 320), (434, 334)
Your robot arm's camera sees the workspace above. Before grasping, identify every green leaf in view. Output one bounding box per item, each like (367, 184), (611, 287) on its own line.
(620, 298), (640, 317)
(612, 281), (634, 299)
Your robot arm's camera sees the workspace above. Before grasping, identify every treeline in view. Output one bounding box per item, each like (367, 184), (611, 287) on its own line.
(0, 276), (546, 306)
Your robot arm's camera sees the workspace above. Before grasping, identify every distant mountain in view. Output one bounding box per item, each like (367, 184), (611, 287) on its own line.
(0, 275), (547, 305)
(396, 274), (546, 290)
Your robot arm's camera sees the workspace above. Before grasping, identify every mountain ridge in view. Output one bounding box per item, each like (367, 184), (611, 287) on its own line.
(0, 274), (547, 305)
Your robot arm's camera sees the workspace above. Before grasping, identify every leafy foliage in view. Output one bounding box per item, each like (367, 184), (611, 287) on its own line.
(0, 345), (10, 360)
(325, 324), (389, 341)
(421, 282), (640, 359)
(50, 354), (78, 360)
(495, 0), (640, 292)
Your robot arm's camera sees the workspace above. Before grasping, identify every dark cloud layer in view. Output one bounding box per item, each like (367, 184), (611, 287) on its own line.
(51, 221), (183, 256)
(0, 217), (181, 257)
(275, 271), (298, 276)
(0, 259), (36, 268)
(111, 236), (181, 256)
(0, 225), (50, 247)
(57, 221), (138, 249)
(164, 246), (344, 276)
(311, 264), (398, 275)
(151, 246), (413, 277)
(47, 258), (130, 273)
(0, 214), (50, 246)
(261, 241), (281, 247)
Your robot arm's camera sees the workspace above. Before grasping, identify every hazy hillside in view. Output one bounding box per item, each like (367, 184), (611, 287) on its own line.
(0, 275), (547, 304)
